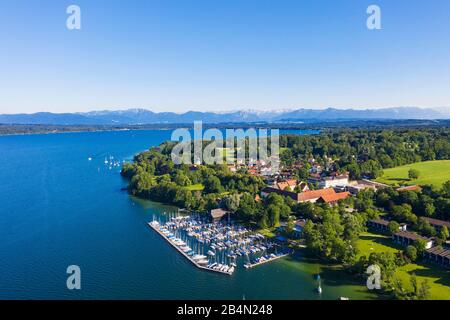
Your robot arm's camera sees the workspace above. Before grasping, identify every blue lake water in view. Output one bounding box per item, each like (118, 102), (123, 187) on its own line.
(0, 130), (374, 300)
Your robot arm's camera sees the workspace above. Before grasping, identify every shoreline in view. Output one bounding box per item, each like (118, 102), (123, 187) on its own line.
(0, 127), (175, 137)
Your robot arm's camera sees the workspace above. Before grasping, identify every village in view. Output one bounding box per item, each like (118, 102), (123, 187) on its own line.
(124, 131), (450, 299)
(207, 155), (450, 273)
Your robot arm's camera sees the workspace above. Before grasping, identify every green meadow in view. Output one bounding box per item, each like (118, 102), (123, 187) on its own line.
(357, 231), (450, 299)
(376, 160), (450, 188)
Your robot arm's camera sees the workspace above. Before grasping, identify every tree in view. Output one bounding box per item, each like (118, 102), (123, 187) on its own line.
(129, 170), (155, 196)
(265, 193), (291, 219)
(236, 193), (257, 221)
(408, 168), (420, 180)
(405, 245), (417, 262)
(204, 175), (223, 193)
(392, 204), (417, 225)
(442, 180), (450, 198)
(342, 213), (365, 242)
(414, 239), (427, 255)
(394, 274), (430, 300)
(266, 205), (281, 228)
(388, 221), (400, 235)
(173, 170), (191, 186)
(368, 252), (398, 287)
(223, 193), (240, 212)
(285, 218), (295, 235)
(258, 212), (269, 229)
(424, 203), (436, 217)
(439, 226), (449, 242)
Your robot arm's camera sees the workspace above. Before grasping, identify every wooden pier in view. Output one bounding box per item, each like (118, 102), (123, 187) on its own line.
(246, 252), (290, 269)
(148, 222), (233, 276)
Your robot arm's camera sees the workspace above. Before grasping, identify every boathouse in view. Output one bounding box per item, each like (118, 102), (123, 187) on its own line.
(210, 208), (228, 223)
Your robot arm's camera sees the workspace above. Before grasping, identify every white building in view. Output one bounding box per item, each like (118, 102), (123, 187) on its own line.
(319, 174), (349, 188)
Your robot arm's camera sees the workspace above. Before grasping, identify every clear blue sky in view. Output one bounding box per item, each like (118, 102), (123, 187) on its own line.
(1, 0), (449, 114)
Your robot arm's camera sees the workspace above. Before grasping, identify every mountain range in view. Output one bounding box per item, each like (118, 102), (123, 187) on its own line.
(0, 107), (447, 125)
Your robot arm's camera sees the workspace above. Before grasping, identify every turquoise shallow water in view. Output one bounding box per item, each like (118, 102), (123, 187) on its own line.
(0, 130), (374, 299)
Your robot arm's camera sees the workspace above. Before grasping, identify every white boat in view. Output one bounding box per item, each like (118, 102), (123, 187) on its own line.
(197, 259), (209, 265)
(192, 255), (207, 261)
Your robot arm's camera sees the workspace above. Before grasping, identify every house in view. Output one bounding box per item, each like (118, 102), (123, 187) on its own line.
(347, 180), (375, 194)
(297, 188), (337, 203)
(392, 231), (433, 249)
(423, 247), (450, 268)
(298, 182), (309, 192)
(396, 185), (422, 192)
(319, 173), (350, 189)
(210, 208), (228, 223)
(294, 219), (307, 235)
(368, 219), (390, 232)
(189, 164), (200, 172)
(275, 179), (298, 191)
(261, 187), (298, 201)
(316, 191), (350, 205)
(307, 173), (322, 184)
(262, 186), (350, 204)
(309, 164), (323, 174)
(423, 217), (450, 231)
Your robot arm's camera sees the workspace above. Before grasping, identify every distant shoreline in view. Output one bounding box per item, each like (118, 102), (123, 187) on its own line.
(0, 119), (449, 137)
(0, 125), (176, 137)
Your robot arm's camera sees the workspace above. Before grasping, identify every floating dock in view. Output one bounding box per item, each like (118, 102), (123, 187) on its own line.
(148, 221), (233, 276)
(246, 252), (290, 269)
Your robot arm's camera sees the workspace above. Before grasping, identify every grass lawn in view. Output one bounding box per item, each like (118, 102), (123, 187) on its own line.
(183, 183), (204, 191)
(356, 232), (402, 258)
(396, 262), (450, 300)
(257, 228), (277, 239)
(357, 231), (450, 299)
(376, 160), (450, 188)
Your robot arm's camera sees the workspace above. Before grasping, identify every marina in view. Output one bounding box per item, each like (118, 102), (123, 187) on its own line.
(148, 213), (291, 276)
(149, 221), (234, 275)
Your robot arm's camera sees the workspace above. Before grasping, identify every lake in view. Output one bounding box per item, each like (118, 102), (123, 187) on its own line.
(0, 129), (375, 299)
